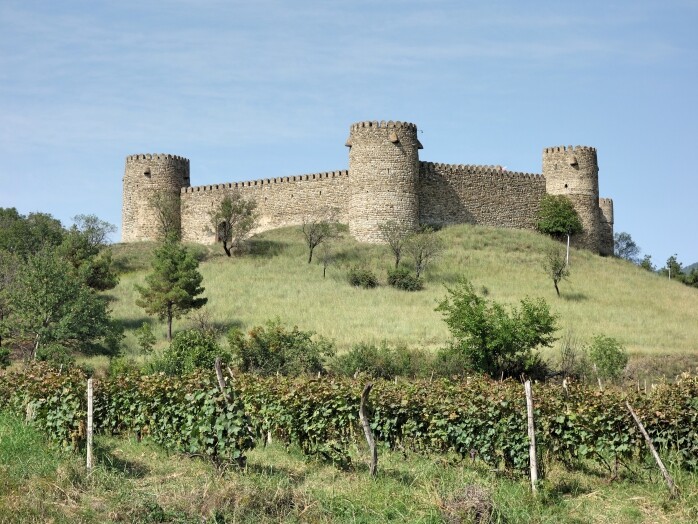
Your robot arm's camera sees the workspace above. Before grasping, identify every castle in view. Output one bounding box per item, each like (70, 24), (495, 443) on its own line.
(121, 120), (614, 255)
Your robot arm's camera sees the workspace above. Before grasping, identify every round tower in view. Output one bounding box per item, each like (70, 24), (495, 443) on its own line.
(346, 121), (422, 243)
(121, 153), (190, 242)
(542, 145), (602, 253)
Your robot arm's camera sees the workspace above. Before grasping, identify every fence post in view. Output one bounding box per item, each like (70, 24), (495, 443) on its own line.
(524, 380), (538, 494)
(359, 382), (378, 477)
(86, 378), (93, 470)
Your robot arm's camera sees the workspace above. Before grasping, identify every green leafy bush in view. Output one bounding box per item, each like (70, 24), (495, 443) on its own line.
(161, 329), (227, 376)
(347, 266), (378, 288)
(387, 267), (422, 291)
(227, 319), (335, 376)
(330, 342), (433, 379)
(587, 335), (628, 381)
(134, 322), (156, 353)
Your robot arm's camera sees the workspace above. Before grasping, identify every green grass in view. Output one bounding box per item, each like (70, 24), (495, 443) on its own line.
(107, 224), (698, 365)
(1, 411), (696, 523)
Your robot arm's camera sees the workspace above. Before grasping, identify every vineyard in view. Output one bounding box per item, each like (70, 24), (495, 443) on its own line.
(1, 363), (696, 480)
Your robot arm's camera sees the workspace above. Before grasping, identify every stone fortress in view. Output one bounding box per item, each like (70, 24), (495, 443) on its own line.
(121, 120), (614, 255)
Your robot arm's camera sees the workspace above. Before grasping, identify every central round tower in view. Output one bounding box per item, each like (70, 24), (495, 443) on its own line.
(346, 121), (422, 243)
(542, 145), (602, 253)
(121, 153), (190, 242)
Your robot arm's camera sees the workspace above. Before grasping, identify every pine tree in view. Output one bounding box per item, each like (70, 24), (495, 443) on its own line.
(136, 239), (207, 340)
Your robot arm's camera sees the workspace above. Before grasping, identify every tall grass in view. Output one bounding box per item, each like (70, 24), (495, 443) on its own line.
(108, 224), (698, 358)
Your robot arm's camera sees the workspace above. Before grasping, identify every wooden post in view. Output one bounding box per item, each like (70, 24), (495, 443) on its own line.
(524, 380), (538, 493)
(215, 357), (231, 404)
(359, 382), (378, 477)
(86, 378), (93, 470)
(626, 401), (678, 498)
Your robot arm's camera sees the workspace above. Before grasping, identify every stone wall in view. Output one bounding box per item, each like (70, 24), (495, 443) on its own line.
(180, 170), (351, 244)
(418, 162), (546, 229)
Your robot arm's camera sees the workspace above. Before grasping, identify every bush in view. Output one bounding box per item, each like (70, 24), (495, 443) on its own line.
(587, 335), (628, 381)
(36, 343), (75, 369)
(134, 322), (156, 353)
(0, 347), (9, 369)
(160, 329), (227, 376)
(331, 342), (433, 379)
(347, 266), (378, 288)
(228, 319), (335, 376)
(436, 277), (557, 379)
(387, 267), (422, 291)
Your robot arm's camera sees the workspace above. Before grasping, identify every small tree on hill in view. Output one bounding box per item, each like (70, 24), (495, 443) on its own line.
(379, 220), (410, 269)
(536, 195), (583, 264)
(136, 238), (207, 341)
(436, 277), (557, 379)
(640, 254), (656, 272)
(544, 248), (569, 297)
(613, 232), (640, 263)
(209, 192), (258, 257)
(405, 226), (443, 278)
(302, 209), (340, 264)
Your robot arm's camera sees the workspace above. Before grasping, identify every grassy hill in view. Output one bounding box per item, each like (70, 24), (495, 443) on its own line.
(108, 223), (698, 373)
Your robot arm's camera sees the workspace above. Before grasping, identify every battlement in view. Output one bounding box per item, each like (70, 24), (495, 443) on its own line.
(126, 153), (190, 165)
(599, 197), (613, 206)
(543, 145), (597, 154)
(350, 120), (418, 132)
(182, 170), (349, 194)
(421, 161), (543, 179)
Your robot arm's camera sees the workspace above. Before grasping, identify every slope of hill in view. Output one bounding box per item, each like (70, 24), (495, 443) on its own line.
(109, 224), (698, 361)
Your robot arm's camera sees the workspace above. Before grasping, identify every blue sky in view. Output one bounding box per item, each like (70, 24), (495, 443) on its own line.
(1, 0), (696, 266)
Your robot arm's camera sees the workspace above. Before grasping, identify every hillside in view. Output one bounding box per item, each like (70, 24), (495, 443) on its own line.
(109, 224), (698, 365)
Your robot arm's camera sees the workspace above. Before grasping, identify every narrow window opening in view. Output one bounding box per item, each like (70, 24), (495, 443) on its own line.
(144, 169), (151, 177)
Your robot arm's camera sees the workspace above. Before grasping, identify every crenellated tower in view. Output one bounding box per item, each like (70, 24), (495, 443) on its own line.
(121, 153), (190, 242)
(346, 121), (422, 243)
(542, 145), (605, 253)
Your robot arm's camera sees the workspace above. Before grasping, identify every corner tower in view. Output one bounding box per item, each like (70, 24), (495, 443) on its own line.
(121, 153), (190, 242)
(346, 121), (422, 243)
(542, 145), (604, 254)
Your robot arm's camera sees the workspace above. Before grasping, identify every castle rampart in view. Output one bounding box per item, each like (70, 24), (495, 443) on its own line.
(122, 121), (614, 255)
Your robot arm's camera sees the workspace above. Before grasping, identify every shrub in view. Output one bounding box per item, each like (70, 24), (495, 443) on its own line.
(587, 335), (628, 381)
(161, 329), (227, 375)
(387, 267), (422, 291)
(331, 342), (433, 379)
(134, 322), (156, 353)
(0, 347), (9, 369)
(348, 266), (378, 288)
(228, 319), (335, 376)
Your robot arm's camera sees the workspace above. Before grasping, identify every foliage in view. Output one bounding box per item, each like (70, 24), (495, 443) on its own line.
(330, 342), (432, 379)
(556, 331), (591, 380)
(227, 319), (335, 376)
(640, 254), (656, 272)
(301, 209), (340, 264)
(660, 254), (684, 281)
(536, 195), (583, 239)
(209, 191), (258, 257)
(404, 226), (444, 278)
(387, 267), (422, 291)
(134, 322), (156, 353)
(149, 191), (181, 240)
(379, 220), (410, 269)
(0, 346), (9, 368)
(614, 231), (640, 263)
(0, 207), (65, 259)
(347, 266), (378, 288)
(436, 278), (556, 379)
(544, 247), (569, 297)
(587, 335), (628, 381)
(136, 238), (207, 341)
(3, 248), (117, 360)
(161, 329), (226, 376)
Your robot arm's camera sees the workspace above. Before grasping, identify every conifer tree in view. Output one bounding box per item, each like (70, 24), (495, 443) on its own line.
(136, 238), (207, 340)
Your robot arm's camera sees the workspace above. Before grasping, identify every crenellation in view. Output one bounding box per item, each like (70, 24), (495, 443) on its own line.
(122, 121), (613, 255)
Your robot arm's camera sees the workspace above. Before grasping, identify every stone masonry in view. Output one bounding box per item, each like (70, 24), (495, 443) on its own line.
(121, 120), (614, 255)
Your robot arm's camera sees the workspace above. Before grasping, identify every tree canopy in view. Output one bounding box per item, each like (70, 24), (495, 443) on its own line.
(536, 195), (583, 239)
(614, 232), (640, 263)
(209, 192), (258, 256)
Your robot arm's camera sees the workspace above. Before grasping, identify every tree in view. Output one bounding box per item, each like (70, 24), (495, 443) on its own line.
(136, 238), (207, 341)
(404, 226), (443, 278)
(209, 192), (258, 256)
(614, 232), (640, 263)
(536, 195), (583, 263)
(436, 278), (557, 379)
(663, 255), (683, 281)
(379, 220), (410, 269)
(640, 254), (656, 272)
(544, 248), (569, 297)
(149, 191), (181, 240)
(3, 248), (115, 360)
(0, 208), (64, 259)
(301, 209), (340, 264)
(0, 251), (18, 351)
(587, 335), (628, 382)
